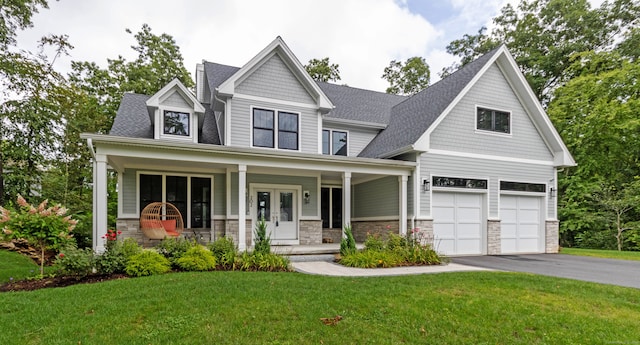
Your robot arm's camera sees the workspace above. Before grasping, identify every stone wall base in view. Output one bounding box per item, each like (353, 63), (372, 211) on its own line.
(545, 220), (559, 253)
(487, 219), (501, 255)
(351, 220), (400, 242)
(300, 220), (322, 245)
(322, 228), (342, 244)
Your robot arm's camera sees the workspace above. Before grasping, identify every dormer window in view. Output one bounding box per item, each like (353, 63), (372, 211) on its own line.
(164, 111), (190, 136)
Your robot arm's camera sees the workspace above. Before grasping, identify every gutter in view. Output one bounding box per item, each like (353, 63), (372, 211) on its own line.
(86, 138), (96, 160)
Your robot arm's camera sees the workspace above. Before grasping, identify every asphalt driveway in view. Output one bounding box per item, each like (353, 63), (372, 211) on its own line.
(451, 254), (640, 289)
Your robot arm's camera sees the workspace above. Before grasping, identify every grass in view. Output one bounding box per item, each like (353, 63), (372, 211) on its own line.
(0, 250), (52, 282)
(1, 250), (639, 344)
(560, 247), (640, 261)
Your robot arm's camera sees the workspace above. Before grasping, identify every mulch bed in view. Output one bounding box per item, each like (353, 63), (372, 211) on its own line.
(0, 274), (128, 293)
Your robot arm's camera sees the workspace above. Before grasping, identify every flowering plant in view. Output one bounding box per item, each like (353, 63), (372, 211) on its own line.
(0, 195), (78, 276)
(102, 229), (122, 250)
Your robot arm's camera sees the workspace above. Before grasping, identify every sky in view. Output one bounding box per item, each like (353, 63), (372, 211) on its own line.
(15, 0), (601, 92)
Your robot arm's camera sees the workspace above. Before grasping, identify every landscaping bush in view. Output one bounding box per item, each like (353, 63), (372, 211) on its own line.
(340, 231), (444, 268)
(364, 233), (384, 251)
(0, 195), (77, 276)
(95, 238), (142, 275)
(234, 251), (290, 272)
(208, 237), (237, 268)
(54, 246), (94, 277)
(339, 250), (403, 268)
(125, 250), (171, 277)
(155, 237), (196, 266)
(176, 246), (217, 271)
(340, 225), (356, 256)
(254, 217), (271, 255)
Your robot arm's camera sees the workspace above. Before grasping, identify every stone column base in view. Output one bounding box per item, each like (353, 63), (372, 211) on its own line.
(545, 220), (559, 253)
(487, 219), (501, 255)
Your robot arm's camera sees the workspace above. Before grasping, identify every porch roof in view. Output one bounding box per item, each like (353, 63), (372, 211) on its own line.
(81, 133), (416, 181)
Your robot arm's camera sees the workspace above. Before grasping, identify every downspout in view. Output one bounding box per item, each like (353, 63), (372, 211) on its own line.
(86, 138), (96, 160)
(214, 94), (227, 146)
(213, 95), (227, 242)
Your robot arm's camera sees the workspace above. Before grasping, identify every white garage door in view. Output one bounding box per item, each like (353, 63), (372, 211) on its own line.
(432, 192), (484, 255)
(500, 195), (543, 253)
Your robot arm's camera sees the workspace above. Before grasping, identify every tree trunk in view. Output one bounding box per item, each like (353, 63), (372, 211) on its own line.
(0, 149), (4, 206)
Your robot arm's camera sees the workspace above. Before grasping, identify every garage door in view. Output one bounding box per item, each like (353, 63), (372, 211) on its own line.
(432, 192), (484, 255)
(500, 195), (543, 253)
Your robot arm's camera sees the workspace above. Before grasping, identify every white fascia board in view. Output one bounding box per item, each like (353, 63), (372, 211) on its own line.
(146, 78), (205, 113)
(497, 51), (576, 167)
(216, 36), (334, 112)
(379, 145), (421, 159)
(322, 117), (387, 130)
(81, 133), (415, 175)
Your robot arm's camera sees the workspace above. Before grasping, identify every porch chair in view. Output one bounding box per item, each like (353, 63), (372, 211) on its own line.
(139, 202), (185, 239)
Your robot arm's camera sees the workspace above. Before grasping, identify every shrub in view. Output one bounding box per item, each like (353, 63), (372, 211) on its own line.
(54, 246), (95, 277)
(386, 233), (408, 251)
(95, 238), (142, 275)
(340, 250), (403, 268)
(340, 225), (356, 256)
(125, 250), (171, 277)
(0, 195), (77, 276)
(208, 237), (237, 268)
(234, 251), (290, 272)
(254, 217), (271, 255)
(176, 246), (217, 271)
(364, 233), (384, 251)
(155, 237), (196, 266)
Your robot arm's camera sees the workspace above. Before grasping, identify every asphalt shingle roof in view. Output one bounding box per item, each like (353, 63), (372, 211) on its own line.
(358, 46), (502, 158)
(317, 82), (406, 125)
(109, 93), (153, 138)
(111, 48), (501, 155)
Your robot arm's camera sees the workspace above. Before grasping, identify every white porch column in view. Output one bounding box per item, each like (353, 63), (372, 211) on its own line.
(342, 171), (351, 231)
(399, 175), (408, 236)
(94, 154), (108, 253)
(238, 164), (247, 251)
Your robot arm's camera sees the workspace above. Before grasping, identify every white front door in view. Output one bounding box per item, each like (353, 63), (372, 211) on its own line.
(255, 189), (298, 244)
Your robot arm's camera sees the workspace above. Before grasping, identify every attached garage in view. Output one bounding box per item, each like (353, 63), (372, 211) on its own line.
(500, 195), (544, 253)
(432, 192), (484, 255)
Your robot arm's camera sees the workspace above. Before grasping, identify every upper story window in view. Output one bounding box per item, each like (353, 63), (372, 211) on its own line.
(164, 111), (190, 136)
(252, 108), (299, 150)
(322, 129), (347, 156)
(476, 107), (510, 134)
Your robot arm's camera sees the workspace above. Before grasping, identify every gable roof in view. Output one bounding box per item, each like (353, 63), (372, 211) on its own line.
(318, 82), (407, 127)
(146, 78), (206, 113)
(216, 36), (334, 112)
(359, 46), (501, 158)
(204, 61), (239, 95)
(359, 45), (576, 167)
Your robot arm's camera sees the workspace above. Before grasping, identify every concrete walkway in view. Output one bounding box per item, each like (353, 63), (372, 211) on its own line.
(291, 260), (493, 277)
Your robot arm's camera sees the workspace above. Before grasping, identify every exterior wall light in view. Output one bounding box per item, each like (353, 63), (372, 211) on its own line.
(423, 179), (430, 192)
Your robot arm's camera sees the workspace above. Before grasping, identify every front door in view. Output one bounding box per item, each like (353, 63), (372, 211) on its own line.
(255, 189), (297, 243)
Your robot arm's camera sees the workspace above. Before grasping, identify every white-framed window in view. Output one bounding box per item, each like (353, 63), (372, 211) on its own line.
(138, 172), (213, 229)
(476, 106), (511, 134)
(163, 110), (190, 136)
(252, 107), (299, 150)
(322, 129), (348, 156)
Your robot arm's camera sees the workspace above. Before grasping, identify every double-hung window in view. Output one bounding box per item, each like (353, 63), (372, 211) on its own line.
(252, 108), (299, 150)
(322, 129), (347, 156)
(476, 107), (510, 134)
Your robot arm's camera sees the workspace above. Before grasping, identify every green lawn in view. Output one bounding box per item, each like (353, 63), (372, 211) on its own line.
(560, 247), (640, 261)
(1, 256), (639, 344)
(0, 249), (45, 282)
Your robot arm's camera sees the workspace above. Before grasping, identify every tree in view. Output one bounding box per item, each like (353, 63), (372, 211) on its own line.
(0, 0), (48, 48)
(443, 0), (640, 101)
(382, 56), (430, 95)
(595, 182), (640, 251)
(548, 51), (640, 248)
(304, 57), (341, 82)
(0, 34), (73, 204)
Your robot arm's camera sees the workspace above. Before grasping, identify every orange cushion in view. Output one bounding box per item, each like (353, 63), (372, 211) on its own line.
(161, 219), (176, 232)
(165, 230), (180, 237)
